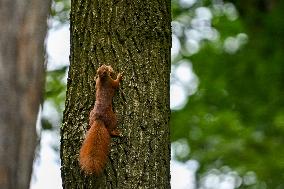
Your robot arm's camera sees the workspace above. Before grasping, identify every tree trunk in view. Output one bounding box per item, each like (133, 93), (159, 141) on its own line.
(61, 0), (171, 188)
(0, 1), (50, 189)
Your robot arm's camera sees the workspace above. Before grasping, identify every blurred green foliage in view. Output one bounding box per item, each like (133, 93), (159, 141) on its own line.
(45, 66), (67, 111)
(50, 0), (70, 24)
(171, 0), (284, 188)
(42, 66), (67, 130)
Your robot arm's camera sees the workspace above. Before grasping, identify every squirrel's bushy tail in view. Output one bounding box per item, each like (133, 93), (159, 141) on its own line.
(79, 120), (110, 175)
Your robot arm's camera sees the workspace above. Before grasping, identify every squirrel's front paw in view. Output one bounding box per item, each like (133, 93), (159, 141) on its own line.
(117, 72), (123, 81)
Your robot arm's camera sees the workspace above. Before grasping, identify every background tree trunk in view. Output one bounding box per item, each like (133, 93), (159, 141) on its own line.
(0, 1), (50, 189)
(61, 0), (171, 188)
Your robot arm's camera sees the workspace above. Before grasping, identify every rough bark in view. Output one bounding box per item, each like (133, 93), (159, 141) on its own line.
(61, 0), (171, 188)
(0, 0), (51, 189)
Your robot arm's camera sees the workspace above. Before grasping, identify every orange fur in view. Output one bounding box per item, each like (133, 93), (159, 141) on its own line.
(79, 120), (110, 175)
(79, 65), (122, 175)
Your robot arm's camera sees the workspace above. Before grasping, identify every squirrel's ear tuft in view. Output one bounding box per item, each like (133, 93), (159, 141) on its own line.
(97, 65), (108, 78)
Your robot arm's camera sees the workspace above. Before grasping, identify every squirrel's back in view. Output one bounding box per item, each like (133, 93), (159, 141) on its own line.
(79, 119), (110, 175)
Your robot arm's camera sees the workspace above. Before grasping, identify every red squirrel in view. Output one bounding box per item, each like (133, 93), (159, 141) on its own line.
(79, 65), (122, 175)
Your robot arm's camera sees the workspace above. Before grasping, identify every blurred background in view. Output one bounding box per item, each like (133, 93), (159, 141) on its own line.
(30, 0), (284, 188)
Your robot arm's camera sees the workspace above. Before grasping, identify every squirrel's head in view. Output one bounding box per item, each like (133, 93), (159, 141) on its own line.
(97, 65), (115, 79)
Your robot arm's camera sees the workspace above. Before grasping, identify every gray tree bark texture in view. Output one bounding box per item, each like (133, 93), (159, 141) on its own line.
(61, 0), (171, 188)
(0, 0), (50, 189)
